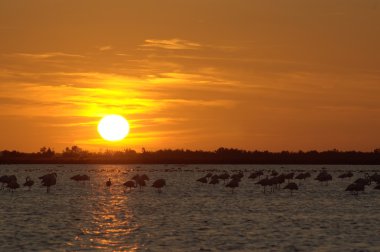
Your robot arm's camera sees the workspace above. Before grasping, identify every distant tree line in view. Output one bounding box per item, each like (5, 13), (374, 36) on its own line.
(1, 146), (380, 164)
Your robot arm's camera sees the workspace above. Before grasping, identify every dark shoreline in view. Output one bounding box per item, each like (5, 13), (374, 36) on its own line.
(2, 147), (380, 165)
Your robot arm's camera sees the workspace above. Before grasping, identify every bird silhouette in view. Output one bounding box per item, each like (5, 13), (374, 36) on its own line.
(123, 180), (135, 191)
(140, 174), (149, 181)
(225, 178), (239, 192)
(345, 183), (365, 195)
(315, 171), (332, 185)
(152, 179), (166, 193)
(370, 173), (380, 184)
(132, 174), (140, 181)
(0, 175), (10, 190)
(23, 176), (34, 191)
(7, 179), (20, 192)
(285, 173), (295, 182)
(271, 170), (279, 176)
(231, 172), (244, 180)
(4, 175), (19, 192)
(338, 171), (353, 179)
(209, 177), (219, 185)
(106, 178), (112, 187)
(256, 176), (270, 193)
(132, 174), (149, 189)
(218, 173), (230, 183)
(39, 173), (57, 193)
(248, 172), (259, 180)
(197, 176), (208, 183)
(283, 182), (298, 195)
(354, 173), (371, 186)
(248, 171), (264, 180)
(210, 174), (219, 180)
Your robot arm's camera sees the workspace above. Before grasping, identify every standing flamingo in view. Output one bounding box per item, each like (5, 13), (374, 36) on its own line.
(39, 173), (57, 193)
(196, 176), (208, 183)
(123, 180), (135, 191)
(256, 176), (270, 193)
(23, 176), (34, 191)
(226, 178), (239, 192)
(106, 178), (112, 187)
(283, 182), (298, 195)
(152, 179), (166, 193)
(345, 183), (365, 195)
(7, 180), (20, 193)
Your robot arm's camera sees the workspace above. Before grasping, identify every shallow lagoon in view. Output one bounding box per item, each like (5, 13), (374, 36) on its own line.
(0, 164), (380, 251)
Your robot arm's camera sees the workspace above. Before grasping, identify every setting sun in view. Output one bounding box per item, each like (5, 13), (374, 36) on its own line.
(98, 115), (130, 141)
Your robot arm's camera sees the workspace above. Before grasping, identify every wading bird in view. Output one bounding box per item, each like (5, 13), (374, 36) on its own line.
(39, 173), (57, 193)
(283, 182), (298, 195)
(152, 179), (166, 193)
(123, 180), (135, 191)
(106, 178), (112, 187)
(23, 176), (34, 191)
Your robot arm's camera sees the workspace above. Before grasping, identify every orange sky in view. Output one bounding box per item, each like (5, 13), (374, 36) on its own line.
(0, 0), (379, 152)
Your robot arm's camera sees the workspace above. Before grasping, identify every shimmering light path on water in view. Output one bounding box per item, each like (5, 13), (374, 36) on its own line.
(0, 165), (380, 251)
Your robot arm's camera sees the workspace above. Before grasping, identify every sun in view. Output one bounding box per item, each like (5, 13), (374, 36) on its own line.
(98, 115), (130, 141)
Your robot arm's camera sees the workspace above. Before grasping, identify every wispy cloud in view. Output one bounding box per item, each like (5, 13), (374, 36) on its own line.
(11, 52), (84, 59)
(98, 45), (113, 51)
(141, 38), (202, 50)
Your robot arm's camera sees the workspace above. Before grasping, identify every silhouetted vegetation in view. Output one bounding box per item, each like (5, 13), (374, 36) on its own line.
(1, 146), (380, 164)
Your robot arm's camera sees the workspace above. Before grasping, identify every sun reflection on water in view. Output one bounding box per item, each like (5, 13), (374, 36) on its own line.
(66, 169), (140, 251)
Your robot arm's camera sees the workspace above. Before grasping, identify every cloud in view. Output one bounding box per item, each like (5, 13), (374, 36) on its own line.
(11, 52), (84, 59)
(141, 38), (202, 50)
(98, 45), (113, 51)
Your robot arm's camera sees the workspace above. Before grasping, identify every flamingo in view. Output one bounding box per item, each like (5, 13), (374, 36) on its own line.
(152, 179), (166, 193)
(0, 175), (11, 190)
(354, 173), (371, 186)
(285, 173), (294, 182)
(271, 170), (279, 176)
(106, 178), (112, 187)
(132, 174), (149, 190)
(39, 173), (57, 193)
(248, 172), (259, 180)
(256, 176), (270, 193)
(132, 174), (140, 181)
(338, 171), (353, 179)
(370, 173), (380, 184)
(345, 183), (365, 195)
(315, 171), (332, 185)
(225, 179), (239, 192)
(273, 174), (286, 190)
(283, 182), (298, 195)
(196, 176), (208, 183)
(23, 176), (34, 191)
(218, 173), (230, 184)
(135, 178), (146, 191)
(231, 172), (244, 180)
(209, 178), (219, 185)
(123, 180), (135, 191)
(7, 180), (20, 193)
(140, 174), (149, 181)
(210, 174), (219, 180)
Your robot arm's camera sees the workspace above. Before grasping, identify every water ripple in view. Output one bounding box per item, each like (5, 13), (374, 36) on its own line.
(0, 164), (380, 251)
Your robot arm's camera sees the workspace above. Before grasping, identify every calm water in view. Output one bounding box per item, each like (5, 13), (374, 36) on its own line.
(1, 164), (380, 251)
